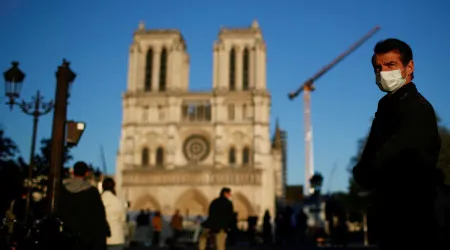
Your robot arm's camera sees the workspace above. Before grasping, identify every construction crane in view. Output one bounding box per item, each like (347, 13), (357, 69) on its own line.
(100, 145), (108, 175)
(288, 26), (381, 195)
(326, 162), (337, 195)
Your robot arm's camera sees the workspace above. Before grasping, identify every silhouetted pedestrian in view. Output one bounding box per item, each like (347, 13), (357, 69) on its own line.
(170, 209), (183, 248)
(59, 161), (110, 250)
(152, 211), (162, 247)
(262, 210), (272, 245)
(198, 187), (234, 250)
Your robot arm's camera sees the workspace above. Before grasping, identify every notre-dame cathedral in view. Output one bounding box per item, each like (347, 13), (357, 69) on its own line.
(115, 20), (287, 221)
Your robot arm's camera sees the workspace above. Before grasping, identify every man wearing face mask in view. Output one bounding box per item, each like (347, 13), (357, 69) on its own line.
(352, 38), (441, 250)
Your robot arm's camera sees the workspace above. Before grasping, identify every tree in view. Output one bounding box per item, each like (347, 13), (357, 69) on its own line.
(0, 129), (25, 213)
(0, 128), (25, 173)
(0, 128), (19, 161)
(33, 138), (73, 175)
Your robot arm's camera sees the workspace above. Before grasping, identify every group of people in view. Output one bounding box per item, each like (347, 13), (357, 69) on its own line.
(1, 161), (127, 250)
(58, 161), (127, 250)
(125, 187), (235, 250)
(132, 208), (183, 247)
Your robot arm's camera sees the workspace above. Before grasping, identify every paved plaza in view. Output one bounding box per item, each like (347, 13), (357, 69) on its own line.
(126, 243), (377, 250)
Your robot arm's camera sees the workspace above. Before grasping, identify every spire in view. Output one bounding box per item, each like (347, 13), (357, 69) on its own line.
(138, 20), (145, 31)
(251, 19), (259, 29)
(273, 118), (282, 150)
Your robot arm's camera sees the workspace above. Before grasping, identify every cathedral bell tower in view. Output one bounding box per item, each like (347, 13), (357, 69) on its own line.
(127, 21), (190, 93)
(212, 20), (267, 92)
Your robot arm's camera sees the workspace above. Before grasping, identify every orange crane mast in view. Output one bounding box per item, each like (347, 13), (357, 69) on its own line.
(288, 26), (381, 195)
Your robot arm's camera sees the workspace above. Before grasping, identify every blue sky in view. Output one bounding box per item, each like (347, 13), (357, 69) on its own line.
(1, 1), (449, 192)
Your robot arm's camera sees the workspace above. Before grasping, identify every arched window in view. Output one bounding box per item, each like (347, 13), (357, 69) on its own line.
(142, 106), (149, 121)
(229, 48), (236, 91)
(142, 147), (149, 166)
(205, 104), (212, 121)
(242, 48), (250, 90)
(228, 104), (235, 121)
(144, 49), (153, 91)
(228, 147), (236, 165)
(159, 48), (167, 91)
(158, 105), (165, 121)
(242, 104), (247, 120)
(243, 147), (250, 166)
(156, 147), (164, 167)
(196, 105), (205, 121)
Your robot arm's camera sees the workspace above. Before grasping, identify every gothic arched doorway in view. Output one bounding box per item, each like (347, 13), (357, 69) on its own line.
(232, 192), (255, 221)
(131, 193), (161, 211)
(174, 188), (209, 217)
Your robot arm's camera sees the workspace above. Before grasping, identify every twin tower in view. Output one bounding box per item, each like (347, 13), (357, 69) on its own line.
(125, 20), (267, 93)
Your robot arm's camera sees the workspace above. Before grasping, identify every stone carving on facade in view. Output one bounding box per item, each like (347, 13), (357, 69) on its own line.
(142, 106), (149, 121)
(124, 137), (134, 153)
(146, 132), (158, 148)
(232, 131), (244, 145)
(213, 42), (220, 52)
(125, 154), (133, 165)
(158, 105), (165, 121)
(175, 42), (184, 51)
(214, 139), (226, 154)
(122, 170), (262, 186)
(167, 139), (176, 154)
(213, 86), (228, 94)
(123, 137), (134, 165)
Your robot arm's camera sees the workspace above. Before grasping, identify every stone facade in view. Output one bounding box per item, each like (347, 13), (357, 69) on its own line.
(115, 20), (285, 222)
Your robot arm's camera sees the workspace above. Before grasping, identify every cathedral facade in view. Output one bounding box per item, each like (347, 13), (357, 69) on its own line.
(115, 20), (286, 221)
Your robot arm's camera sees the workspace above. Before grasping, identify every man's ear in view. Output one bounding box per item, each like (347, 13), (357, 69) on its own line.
(407, 60), (414, 76)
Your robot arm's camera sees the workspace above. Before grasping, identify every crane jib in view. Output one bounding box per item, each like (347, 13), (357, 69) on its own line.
(288, 26), (381, 99)
(287, 25), (381, 195)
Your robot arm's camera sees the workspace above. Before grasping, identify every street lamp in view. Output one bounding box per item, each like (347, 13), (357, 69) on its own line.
(4, 62), (25, 109)
(3, 62), (54, 222)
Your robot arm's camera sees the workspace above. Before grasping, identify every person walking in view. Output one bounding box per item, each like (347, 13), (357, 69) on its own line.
(198, 187), (234, 250)
(170, 209), (183, 245)
(152, 211), (163, 247)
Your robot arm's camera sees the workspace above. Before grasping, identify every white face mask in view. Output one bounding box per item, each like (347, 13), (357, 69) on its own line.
(375, 69), (406, 93)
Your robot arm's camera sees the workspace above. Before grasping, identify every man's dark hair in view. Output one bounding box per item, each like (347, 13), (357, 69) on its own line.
(372, 38), (414, 79)
(220, 187), (231, 197)
(73, 161), (88, 177)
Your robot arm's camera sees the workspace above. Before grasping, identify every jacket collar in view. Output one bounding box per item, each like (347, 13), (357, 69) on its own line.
(387, 82), (417, 101)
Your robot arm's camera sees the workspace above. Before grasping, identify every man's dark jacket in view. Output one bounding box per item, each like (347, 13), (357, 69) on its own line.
(353, 83), (441, 248)
(58, 178), (110, 249)
(203, 195), (234, 232)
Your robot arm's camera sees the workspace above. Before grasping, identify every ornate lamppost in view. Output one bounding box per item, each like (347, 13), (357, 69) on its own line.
(3, 62), (54, 222)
